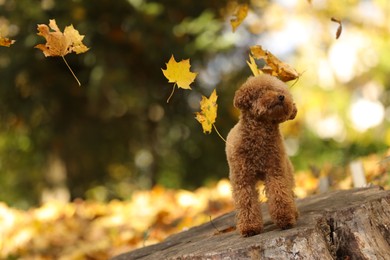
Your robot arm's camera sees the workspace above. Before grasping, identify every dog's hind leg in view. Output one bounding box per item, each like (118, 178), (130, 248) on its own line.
(231, 171), (263, 236)
(264, 172), (298, 230)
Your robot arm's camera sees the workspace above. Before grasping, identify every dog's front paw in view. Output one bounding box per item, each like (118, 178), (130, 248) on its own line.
(236, 207), (264, 237)
(242, 229), (260, 237)
(280, 222), (294, 230)
(274, 212), (298, 230)
(268, 200), (299, 230)
(238, 223), (263, 237)
(240, 228), (263, 237)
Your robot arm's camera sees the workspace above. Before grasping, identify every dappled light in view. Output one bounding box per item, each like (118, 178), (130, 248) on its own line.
(0, 180), (234, 259)
(1, 159), (389, 259)
(0, 0), (390, 258)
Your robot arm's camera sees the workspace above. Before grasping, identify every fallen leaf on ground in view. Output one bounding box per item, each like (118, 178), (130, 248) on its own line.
(213, 225), (236, 235)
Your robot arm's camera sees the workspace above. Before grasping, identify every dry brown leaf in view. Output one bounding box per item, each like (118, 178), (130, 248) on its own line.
(331, 17), (342, 39)
(213, 226), (236, 235)
(35, 19), (89, 57)
(35, 19), (89, 86)
(0, 36), (15, 47)
(249, 45), (299, 82)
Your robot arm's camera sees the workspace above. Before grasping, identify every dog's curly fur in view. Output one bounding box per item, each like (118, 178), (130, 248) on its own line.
(226, 74), (299, 237)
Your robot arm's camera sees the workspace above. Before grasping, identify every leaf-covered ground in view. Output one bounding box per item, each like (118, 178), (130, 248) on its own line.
(0, 154), (388, 260)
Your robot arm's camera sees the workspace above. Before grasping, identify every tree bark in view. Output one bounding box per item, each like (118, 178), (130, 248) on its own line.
(112, 186), (390, 260)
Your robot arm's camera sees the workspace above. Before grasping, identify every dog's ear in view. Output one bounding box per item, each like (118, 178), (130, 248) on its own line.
(233, 87), (253, 110)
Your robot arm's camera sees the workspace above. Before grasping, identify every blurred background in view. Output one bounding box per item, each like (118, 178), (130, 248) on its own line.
(0, 0), (389, 209)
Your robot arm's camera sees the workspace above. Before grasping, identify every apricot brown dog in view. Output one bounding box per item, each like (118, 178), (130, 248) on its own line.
(226, 74), (299, 237)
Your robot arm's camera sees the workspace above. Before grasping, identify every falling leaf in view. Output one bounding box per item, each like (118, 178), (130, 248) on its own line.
(230, 4), (248, 32)
(0, 36), (15, 47)
(35, 19), (89, 86)
(246, 54), (261, 76)
(331, 17), (342, 39)
(195, 89), (218, 134)
(35, 19), (89, 57)
(162, 55), (197, 90)
(249, 45), (299, 82)
(161, 55), (197, 103)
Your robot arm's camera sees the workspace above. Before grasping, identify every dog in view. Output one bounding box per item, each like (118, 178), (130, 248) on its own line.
(226, 74), (299, 237)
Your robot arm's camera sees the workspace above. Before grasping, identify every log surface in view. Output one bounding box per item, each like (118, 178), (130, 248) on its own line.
(113, 186), (390, 260)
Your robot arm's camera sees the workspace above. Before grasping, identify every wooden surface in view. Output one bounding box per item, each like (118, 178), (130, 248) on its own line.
(112, 186), (390, 260)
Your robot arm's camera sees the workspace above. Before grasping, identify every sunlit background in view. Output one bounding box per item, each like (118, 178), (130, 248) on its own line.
(0, 0), (390, 258)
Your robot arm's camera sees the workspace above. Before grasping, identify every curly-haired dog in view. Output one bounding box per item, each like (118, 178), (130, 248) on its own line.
(226, 74), (299, 237)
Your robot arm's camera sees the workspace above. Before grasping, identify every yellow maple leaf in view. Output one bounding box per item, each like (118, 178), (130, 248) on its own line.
(0, 36), (15, 47)
(230, 4), (249, 32)
(195, 89), (218, 134)
(249, 45), (299, 82)
(35, 19), (89, 86)
(64, 24), (90, 54)
(162, 55), (197, 103)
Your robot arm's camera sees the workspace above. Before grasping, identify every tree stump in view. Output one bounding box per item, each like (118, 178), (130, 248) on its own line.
(112, 186), (390, 260)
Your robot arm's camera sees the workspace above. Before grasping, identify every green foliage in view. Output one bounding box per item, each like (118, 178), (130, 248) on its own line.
(0, 0), (233, 206)
(0, 0), (389, 208)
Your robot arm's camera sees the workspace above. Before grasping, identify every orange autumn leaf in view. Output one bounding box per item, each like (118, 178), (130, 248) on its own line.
(246, 54), (261, 76)
(0, 36), (15, 47)
(35, 19), (89, 57)
(162, 55), (197, 102)
(213, 225), (236, 235)
(35, 19), (89, 86)
(0, 179), (236, 259)
(249, 45), (299, 82)
(195, 89), (218, 134)
(230, 4), (249, 32)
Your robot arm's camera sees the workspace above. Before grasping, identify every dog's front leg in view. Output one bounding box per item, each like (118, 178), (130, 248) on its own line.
(231, 173), (263, 237)
(265, 174), (298, 230)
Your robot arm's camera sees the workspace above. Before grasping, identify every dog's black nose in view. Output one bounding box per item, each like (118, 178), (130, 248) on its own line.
(278, 95), (285, 101)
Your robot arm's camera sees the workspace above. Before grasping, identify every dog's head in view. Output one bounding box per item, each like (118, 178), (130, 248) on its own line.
(234, 75), (297, 123)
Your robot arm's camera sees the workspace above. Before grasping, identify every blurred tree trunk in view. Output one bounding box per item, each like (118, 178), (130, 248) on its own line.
(113, 186), (390, 260)
(147, 118), (159, 187)
(41, 151), (70, 203)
